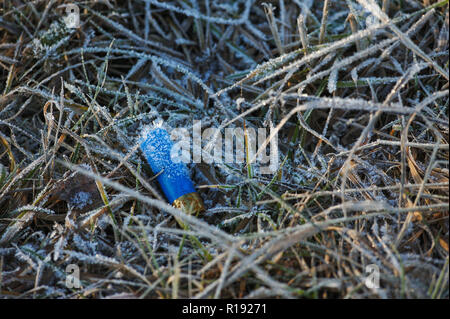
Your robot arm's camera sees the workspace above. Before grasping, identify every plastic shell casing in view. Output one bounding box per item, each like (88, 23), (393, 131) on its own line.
(140, 126), (204, 214)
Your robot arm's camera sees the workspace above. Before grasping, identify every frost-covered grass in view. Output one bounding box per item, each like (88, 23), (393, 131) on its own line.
(0, 0), (448, 299)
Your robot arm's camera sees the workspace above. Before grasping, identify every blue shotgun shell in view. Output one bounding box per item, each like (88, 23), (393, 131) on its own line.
(140, 126), (204, 213)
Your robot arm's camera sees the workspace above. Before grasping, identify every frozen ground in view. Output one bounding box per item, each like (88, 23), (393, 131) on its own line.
(0, 0), (448, 298)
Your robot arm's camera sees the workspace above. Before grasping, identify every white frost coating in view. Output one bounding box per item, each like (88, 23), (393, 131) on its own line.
(139, 123), (191, 181)
(69, 191), (93, 209)
(144, 0), (252, 25)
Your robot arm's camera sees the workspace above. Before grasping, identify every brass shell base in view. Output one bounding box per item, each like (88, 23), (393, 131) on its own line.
(173, 192), (204, 215)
